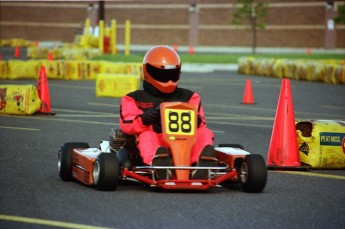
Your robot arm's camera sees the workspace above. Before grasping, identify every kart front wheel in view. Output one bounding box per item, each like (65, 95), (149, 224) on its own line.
(58, 142), (89, 181)
(93, 153), (120, 191)
(239, 154), (267, 193)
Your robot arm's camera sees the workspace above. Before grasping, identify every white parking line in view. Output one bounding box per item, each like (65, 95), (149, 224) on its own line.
(0, 214), (113, 229)
(276, 171), (345, 180)
(0, 126), (39, 131)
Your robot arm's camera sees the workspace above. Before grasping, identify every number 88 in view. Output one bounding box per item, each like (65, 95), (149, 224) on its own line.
(168, 111), (192, 133)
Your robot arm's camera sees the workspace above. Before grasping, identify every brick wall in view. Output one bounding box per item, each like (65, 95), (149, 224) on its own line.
(1, 1), (344, 48)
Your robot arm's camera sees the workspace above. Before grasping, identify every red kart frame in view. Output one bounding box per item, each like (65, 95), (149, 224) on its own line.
(58, 102), (267, 192)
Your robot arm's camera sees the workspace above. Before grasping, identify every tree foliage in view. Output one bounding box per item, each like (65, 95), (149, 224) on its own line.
(231, 0), (268, 54)
(334, 5), (345, 24)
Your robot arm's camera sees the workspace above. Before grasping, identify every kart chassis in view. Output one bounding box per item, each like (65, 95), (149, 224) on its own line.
(58, 102), (267, 192)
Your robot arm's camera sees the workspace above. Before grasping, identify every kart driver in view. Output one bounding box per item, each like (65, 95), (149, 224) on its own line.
(119, 45), (215, 179)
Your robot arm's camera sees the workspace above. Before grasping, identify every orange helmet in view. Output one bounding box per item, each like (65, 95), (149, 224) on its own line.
(143, 45), (181, 94)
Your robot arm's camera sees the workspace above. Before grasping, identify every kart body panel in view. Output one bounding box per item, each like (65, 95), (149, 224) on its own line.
(160, 102), (197, 180)
(72, 148), (99, 185)
(215, 147), (250, 168)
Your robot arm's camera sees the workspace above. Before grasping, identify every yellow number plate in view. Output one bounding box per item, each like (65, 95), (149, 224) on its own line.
(164, 108), (196, 136)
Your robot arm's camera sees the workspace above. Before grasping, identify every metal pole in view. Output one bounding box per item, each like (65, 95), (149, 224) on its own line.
(98, 0), (105, 22)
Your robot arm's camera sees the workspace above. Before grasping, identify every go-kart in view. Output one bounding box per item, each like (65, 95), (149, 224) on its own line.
(58, 102), (267, 193)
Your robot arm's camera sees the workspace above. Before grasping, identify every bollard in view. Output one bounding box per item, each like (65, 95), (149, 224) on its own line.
(125, 20), (131, 56)
(110, 19), (117, 54)
(99, 20), (105, 54)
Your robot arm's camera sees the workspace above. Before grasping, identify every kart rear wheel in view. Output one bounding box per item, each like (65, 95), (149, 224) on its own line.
(93, 153), (120, 191)
(239, 154), (267, 193)
(58, 142), (89, 181)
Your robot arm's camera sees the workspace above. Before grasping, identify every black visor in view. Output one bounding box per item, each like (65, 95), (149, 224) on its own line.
(146, 63), (180, 83)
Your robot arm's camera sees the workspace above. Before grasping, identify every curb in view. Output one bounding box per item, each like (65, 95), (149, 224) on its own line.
(182, 63), (238, 73)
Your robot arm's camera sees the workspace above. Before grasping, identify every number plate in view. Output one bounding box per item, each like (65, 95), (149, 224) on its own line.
(164, 108), (196, 136)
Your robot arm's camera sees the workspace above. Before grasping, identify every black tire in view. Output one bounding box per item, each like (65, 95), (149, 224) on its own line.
(239, 154), (267, 193)
(58, 142), (89, 181)
(218, 143), (244, 149)
(93, 153), (120, 191)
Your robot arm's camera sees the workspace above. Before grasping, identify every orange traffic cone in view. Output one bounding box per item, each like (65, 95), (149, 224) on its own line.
(189, 46), (194, 55)
(173, 43), (178, 52)
(48, 51), (54, 61)
(37, 66), (54, 115)
(14, 46), (20, 59)
(241, 79), (255, 104)
(266, 79), (307, 170)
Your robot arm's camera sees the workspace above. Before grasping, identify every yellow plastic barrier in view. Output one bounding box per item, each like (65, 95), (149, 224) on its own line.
(320, 59), (344, 65)
(238, 58), (345, 84)
(297, 61), (315, 81)
(310, 62), (326, 82)
(238, 57), (255, 75)
(324, 63), (337, 84)
(10, 38), (27, 47)
(0, 39), (11, 46)
(237, 58), (246, 75)
(335, 64), (345, 84)
(5, 60), (40, 79)
(271, 59), (284, 78)
(79, 34), (93, 48)
(296, 120), (345, 169)
(65, 61), (100, 80)
(0, 61), (9, 79)
(25, 60), (41, 79)
(0, 38), (28, 47)
(127, 62), (143, 79)
(65, 61), (80, 80)
(27, 46), (101, 60)
(296, 61), (308, 81)
(52, 49), (63, 60)
(27, 47), (50, 59)
(62, 48), (100, 60)
(261, 59), (275, 77)
(0, 84), (41, 115)
(253, 59), (264, 76)
(283, 60), (298, 79)
(96, 73), (140, 97)
(85, 61), (100, 80)
(40, 60), (66, 80)
(3, 60), (65, 80)
(2, 60), (141, 81)
(323, 63), (345, 84)
(7, 60), (28, 79)
(79, 34), (99, 48)
(99, 61), (128, 74)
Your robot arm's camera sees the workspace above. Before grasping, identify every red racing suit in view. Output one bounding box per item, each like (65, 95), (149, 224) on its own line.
(119, 84), (214, 165)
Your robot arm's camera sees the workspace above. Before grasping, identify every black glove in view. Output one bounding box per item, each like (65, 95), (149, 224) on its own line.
(142, 108), (160, 126)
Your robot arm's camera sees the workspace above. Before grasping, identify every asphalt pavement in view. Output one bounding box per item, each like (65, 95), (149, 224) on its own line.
(1, 69), (345, 228)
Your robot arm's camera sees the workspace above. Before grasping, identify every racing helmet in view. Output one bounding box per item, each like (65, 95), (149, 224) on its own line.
(143, 45), (181, 94)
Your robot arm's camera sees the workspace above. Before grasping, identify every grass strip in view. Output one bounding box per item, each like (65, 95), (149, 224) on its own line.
(92, 53), (345, 64)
